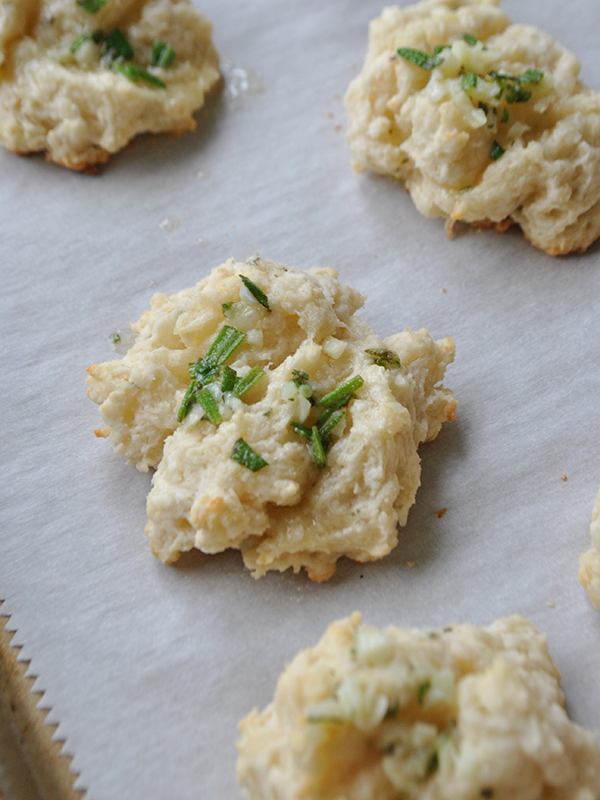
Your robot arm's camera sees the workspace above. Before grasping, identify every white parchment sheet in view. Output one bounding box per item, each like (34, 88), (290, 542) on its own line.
(1, 1), (600, 797)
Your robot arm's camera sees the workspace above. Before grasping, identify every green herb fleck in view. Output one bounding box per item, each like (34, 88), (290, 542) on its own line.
(311, 426), (327, 469)
(222, 301), (233, 313)
(231, 438), (268, 471)
(196, 387), (222, 425)
(521, 68), (543, 85)
(433, 44), (450, 56)
(426, 751), (439, 776)
(178, 326), (246, 422)
(318, 408), (345, 438)
(459, 185), (473, 192)
(500, 108), (509, 123)
(201, 326), (246, 374)
(110, 332), (121, 344)
(239, 274), (270, 310)
(292, 369), (310, 388)
(291, 421), (312, 440)
(221, 365), (238, 393)
(461, 72), (477, 91)
(397, 47), (443, 71)
(417, 680), (431, 705)
(71, 32), (91, 52)
(365, 348), (401, 369)
(318, 376), (364, 409)
(102, 28), (134, 60)
(111, 59), (166, 88)
(463, 32), (478, 46)
(77, 0), (107, 13)
(490, 140), (505, 161)
(232, 366), (264, 398)
(488, 69), (543, 104)
(151, 41), (176, 68)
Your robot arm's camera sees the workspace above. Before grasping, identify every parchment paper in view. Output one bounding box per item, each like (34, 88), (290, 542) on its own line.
(1, 1), (600, 798)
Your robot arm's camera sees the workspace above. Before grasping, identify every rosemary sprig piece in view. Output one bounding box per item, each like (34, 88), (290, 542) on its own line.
(231, 439), (268, 471)
(239, 275), (271, 310)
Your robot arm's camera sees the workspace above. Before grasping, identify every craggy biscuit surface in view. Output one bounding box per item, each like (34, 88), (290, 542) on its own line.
(345, 0), (600, 255)
(579, 487), (600, 611)
(87, 257), (456, 580)
(0, 0), (219, 169)
(237, 612), (600, 800)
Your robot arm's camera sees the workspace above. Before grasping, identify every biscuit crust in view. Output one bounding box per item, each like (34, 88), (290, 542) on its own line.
(87, 257), (456, 579)
(237, 612), (600, 800)
(579, 487), (600, 611)
(0, 0), (220, 169)
(345, 0), (600, 255)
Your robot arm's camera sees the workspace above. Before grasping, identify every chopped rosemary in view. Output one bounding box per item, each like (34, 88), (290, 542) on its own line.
(292, 369), (310, 387)
(178, 326), (246, 422)
(463, 32), (478, 46)
(220, 365), (238, 393)
(461, 72), (477, 91)
(397, 47), (443, 71)
(426, 751), (439, 776)
(151, 41), (176, 68)
(196, 387), (222, 425)
(232, 366), (265, 398)
(433, 44), (450, 56)
(102, 28), (134, 60)
(417, 679), (431, 705)
(291, 421), (312, 440)
(77, 0), (107, 12)
(318, 376), (364, 409)
(202, 326), (247, 373)
(365, 348), (401, 369)
(230, 439), (268, 471)
(112, 59), (166, 88)
(239, 275), (270, 310)
(71, 32), (90, 52)
(71, 29), (102, 52)
(311, 426), (327, 469)
(318, 408), (345, 438)
(490, 140), (505, 161)
(488, 68), (543, 104)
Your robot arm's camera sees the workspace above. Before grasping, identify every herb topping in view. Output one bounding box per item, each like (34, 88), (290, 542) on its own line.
(397, 47), (443, 71)
(77, 0), (107, 13)
(102, 28), (134, 60)
(151, 41), (176, 68)
(230, 438), (268, 471)
(365, 348), (401, 369)
(490, 140), (505, 161)
(239, 275), (271, 310)
(178, 326), (246, 422)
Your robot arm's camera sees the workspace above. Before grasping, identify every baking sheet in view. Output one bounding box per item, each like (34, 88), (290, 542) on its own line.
(1, 1), (600, 797)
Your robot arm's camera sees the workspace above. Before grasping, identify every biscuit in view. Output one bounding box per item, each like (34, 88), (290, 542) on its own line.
(0, 0), (220, 170)
(345, 0), (600, 255)
(237, 612), (600, 799)
(579, 487), (600, 611)
(87, 257), (456, 580)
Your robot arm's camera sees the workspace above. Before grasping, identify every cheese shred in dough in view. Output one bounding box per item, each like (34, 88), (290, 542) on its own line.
(237, 612), (600, 800)
(345, 0), (600, 255)
(86, 257), (456, 580)
(0, 0), (220, 170)
(579, 487), (600, 611)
